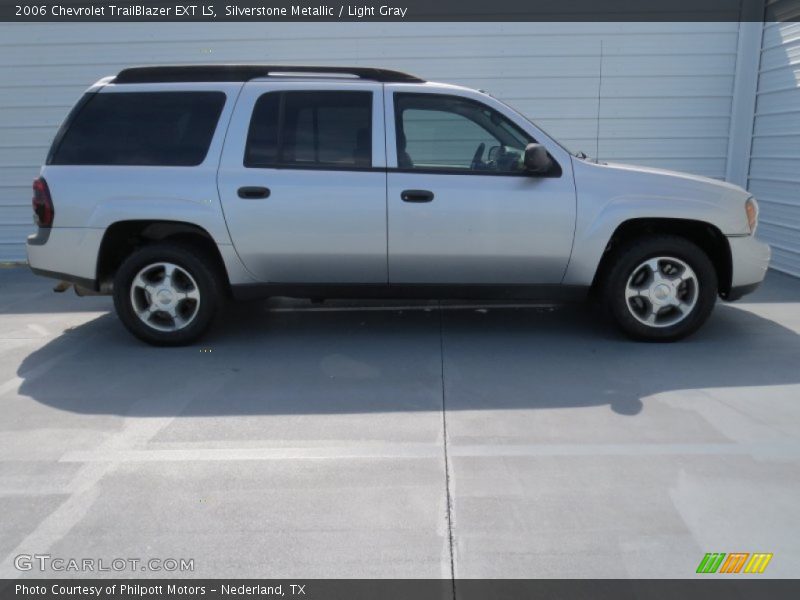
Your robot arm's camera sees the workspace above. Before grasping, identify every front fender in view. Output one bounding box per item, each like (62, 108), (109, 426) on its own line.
(563, 159), (749, 285)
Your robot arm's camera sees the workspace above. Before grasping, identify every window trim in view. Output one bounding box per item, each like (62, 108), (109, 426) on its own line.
(244, 89), (374, 171)
(391, 92), (562, 178)
(388, 166), (547, 178)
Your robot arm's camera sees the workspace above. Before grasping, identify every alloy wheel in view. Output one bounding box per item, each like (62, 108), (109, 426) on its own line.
(129, 262), (201, 332)
(624, 256), (699, 328)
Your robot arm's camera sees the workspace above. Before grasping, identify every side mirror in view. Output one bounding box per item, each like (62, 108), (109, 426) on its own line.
(523, 143), (553, 175)
(487, 145), (502, 162)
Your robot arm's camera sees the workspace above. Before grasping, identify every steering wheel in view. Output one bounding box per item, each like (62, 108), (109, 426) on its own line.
(470, 143), (486, 170)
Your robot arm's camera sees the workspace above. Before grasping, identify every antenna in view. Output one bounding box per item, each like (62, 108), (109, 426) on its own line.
(595, 40), (603, 161)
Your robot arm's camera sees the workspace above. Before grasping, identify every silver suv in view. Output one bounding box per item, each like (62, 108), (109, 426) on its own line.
(27, 65), (770, 345)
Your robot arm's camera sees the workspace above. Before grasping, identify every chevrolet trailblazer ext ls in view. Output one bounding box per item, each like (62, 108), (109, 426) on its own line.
(27, 65), (770, 346)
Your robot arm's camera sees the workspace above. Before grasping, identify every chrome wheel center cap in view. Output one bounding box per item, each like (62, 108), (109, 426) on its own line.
(652, 283), (672, 301)
(156, 288), (175, 306)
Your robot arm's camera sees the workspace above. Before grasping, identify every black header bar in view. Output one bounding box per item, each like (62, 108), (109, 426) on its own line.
(1, 0), (795, 22)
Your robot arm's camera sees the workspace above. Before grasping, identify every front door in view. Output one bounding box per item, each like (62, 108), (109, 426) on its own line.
(218, 81), (387, 283)
(386, 88), (576, 284)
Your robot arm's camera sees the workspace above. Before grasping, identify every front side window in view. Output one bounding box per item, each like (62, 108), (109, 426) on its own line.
(245, 91), (372, 169)
(394, 93), (533, 174)
(50, 91), (226, 166)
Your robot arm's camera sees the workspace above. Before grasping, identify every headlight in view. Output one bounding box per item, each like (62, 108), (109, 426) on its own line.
(745, 197), (758, 234)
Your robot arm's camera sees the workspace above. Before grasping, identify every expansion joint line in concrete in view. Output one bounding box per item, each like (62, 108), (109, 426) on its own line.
(438, 301), (457, 599)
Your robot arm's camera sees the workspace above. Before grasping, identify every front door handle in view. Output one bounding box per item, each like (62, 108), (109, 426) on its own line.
(401, 189), (434, 203)
(238, 186), (270, 199)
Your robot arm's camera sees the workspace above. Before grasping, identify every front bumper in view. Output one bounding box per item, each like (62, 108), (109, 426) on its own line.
(725, 235), (771, 301)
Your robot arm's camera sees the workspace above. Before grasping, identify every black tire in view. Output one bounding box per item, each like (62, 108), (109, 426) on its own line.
(113, 242), (222, 346)
(600, 235), (718, 342)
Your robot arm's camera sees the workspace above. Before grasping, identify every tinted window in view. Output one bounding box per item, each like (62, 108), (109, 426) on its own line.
(244, 92), (280, 167)
(395, 93), (532, 174)
(50, 92), (225, 166)
(245, 91), (372, 169)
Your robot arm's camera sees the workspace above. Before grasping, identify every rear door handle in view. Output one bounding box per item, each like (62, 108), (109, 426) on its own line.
(401, 189), (434, 203)
(238, 186), (270, 199)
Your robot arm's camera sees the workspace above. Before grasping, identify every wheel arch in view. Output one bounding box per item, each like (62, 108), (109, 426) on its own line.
(96, 220), (231, 294)
(591, 218), (733, 297)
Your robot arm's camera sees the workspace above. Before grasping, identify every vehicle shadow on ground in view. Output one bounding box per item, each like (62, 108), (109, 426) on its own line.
(16, 298), (800, 417)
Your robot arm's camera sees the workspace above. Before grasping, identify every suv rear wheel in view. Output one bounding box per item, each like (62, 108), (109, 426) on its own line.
(601, 235), (718, 342)
(113, 243), (221, 346)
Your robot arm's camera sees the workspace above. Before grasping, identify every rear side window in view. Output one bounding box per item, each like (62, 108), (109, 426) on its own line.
(49, 91), (226, 166)
(245, 91), (372, 169)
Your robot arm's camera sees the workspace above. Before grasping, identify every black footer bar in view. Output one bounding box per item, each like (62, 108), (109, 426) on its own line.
(3, 579), (800, 600)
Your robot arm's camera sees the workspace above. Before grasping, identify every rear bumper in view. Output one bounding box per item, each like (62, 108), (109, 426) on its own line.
(724, 235), (771, 301)
(28, 266), (96, 290)
(26, 227), (103, 288)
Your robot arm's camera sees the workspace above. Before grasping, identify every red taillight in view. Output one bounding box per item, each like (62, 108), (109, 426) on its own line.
(32, 177), (54, 227)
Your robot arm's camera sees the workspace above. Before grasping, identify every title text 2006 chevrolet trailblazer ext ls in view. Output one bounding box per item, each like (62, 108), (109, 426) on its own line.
(27, 65), (770, 346)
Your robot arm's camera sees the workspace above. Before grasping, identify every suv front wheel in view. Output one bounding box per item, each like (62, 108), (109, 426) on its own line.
(113, 243), (222, 346)
(601, 235), (718, 342)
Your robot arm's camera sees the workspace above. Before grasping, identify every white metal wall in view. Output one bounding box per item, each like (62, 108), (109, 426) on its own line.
(0, 22), (741, 262)
(748, 7), (800, 277)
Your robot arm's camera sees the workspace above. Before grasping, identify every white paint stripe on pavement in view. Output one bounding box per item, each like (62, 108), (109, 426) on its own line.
(0, 314), (106, 398)
(0, 372), (235, 579)
(55, 442), (800, 464)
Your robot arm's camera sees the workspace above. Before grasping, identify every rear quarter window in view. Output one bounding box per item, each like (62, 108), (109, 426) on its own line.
(49, 91), (226, 166)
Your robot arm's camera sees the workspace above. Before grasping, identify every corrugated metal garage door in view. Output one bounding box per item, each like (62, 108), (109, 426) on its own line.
(748, 5), (800, 277)
(0, 22), (740, 262)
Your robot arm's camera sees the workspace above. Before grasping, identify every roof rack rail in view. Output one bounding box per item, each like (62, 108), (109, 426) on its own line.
(113, 65), (425, 84)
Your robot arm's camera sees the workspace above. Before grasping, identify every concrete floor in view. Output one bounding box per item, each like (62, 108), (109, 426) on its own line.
(0, 266), (799, 579)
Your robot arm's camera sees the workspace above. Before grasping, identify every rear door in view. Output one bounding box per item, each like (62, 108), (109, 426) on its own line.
(218, 81), (387, 283)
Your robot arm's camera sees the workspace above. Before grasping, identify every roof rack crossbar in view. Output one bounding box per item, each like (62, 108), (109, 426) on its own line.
(113, 65), (424, 84)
